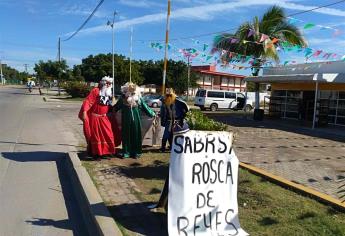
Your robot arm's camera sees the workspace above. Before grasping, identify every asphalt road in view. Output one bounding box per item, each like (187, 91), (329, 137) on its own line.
(0, 86), (88, 236)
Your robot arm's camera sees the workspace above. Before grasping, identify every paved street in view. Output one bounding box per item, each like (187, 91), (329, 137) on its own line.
(0, 86), (88, 236)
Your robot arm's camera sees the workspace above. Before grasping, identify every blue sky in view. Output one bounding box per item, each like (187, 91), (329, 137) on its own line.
(0, 0), (345, 75)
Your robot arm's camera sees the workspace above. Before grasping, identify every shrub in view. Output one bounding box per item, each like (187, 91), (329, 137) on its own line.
(63, 81), (91, 98)
(186, 109), (228, 131)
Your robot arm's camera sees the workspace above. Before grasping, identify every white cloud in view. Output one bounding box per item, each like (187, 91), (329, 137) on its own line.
(69, 0), (345, 37)
(281, 2), (345, 17)
(59, 3), (110, 18)
(117, 0), (164, 8)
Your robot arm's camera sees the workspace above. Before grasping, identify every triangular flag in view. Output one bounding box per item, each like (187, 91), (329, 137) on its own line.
(323, 53), (331, 59)
(230, 38), (239, 44)
(312, 50), (322, 57)
(303, 23), (315, 29)
(271, 38), (279, 44)
(259, 34), (269, 42)
(304, 48), (313, 57)
(247, 29), (255, 38)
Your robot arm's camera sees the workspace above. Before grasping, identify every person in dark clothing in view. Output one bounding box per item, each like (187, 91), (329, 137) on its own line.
(160, 88), (189, 152)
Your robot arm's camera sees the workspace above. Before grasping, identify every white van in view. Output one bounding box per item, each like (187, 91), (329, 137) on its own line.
(194, 89), (254, 112)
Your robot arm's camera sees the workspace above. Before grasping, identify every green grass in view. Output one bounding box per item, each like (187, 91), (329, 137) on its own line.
(83, 151), (345, 236)
(125, 152), (345, 236)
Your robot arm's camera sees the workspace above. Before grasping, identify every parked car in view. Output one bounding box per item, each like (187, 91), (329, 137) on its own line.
(144, 94), (163, 108)
(194, 89), (254, 112)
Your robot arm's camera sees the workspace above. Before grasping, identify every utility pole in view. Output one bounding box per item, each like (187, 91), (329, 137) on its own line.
(187, 55), (191, 102)
(24, 64), (28, 73)
(162, 0), (171, 95)
(0, 60), (3, 85)
(129, 27), (133, 83)
(58, 37), (61, 63)
(57, 37), (61, 95)
(107, 11), (117, 103)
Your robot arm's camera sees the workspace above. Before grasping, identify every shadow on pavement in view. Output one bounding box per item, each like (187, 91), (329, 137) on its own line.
(108, 202), (168, 236)
(25, 218), (72, 230)
(1, 152), (89, 235)
(0, 140), (84, 149)
(104, 164), (168, 181)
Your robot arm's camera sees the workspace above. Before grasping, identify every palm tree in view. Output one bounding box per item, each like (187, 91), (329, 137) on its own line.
(213, 5), (307, 76)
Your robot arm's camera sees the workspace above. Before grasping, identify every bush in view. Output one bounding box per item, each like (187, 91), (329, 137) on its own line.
(63, 81), (91, 98)
(186, 109), (228, 131)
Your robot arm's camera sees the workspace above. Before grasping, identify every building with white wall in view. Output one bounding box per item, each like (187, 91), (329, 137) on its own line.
(246, 60), (345, 128)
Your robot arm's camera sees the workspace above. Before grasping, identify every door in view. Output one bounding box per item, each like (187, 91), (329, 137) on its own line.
(195, 89), (206, 106)
(235, 93), (246, 109)
(302, 91), (315, 122)
(225, 91), (237, 109)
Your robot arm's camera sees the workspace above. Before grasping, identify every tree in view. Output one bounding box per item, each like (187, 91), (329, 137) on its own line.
(213, 5), (306, 79)
(34, 59), (69, 83)
(138, 59), (197, 94)
(166, 60), (198, 95)
(79, 53), (143, 89)
(2, 65), (30, 84)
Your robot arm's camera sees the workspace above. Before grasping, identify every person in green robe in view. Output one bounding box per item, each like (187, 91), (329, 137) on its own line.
(113, 82), (156, 158)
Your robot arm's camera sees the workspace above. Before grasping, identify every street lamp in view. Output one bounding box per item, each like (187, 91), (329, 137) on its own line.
(107, 11), (117, 103)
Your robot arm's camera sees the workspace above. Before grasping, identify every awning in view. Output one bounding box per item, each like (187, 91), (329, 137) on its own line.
(245, 73), (345, 84)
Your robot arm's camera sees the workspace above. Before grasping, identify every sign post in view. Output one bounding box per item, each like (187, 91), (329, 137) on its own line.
(168, 130), (248, 236)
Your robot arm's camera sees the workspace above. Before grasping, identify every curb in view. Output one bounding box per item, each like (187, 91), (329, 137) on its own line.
(240, 162), (345, 211)
(66, 152), (123, 236)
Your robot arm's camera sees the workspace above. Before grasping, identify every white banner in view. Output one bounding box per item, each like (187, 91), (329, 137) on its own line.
(168, 130), (248, 236)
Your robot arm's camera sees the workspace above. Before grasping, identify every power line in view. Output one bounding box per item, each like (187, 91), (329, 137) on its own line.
(288, 0), (345, 17)
(62, 0), (104, 42)
(138, 0), (345, 42)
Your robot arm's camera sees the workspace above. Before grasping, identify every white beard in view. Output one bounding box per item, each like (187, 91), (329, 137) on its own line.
(125, 92), (140, 106)
(100, 86), (112, 97)
(99, 86), (112, 105)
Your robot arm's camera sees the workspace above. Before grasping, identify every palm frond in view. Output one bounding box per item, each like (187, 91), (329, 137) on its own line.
(212, 5), (306, 75)
(274, 23), (307, 47)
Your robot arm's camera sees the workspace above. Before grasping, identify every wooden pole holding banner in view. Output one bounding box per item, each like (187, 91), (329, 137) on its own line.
(129, 27), (133, 83)
(161, 0), (171, 96)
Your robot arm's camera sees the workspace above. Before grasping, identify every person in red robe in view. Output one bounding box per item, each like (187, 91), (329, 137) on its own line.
(78, 76), (119, 159)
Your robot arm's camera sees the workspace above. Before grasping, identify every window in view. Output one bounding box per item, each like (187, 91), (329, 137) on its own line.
(237, 93), (245, 99)
(225, 92), (236, 99)
(207, 91), (224, 98)
(272, 90), (286, 97)
(339, 92), (345, 99)
(228, 78), (234, 86)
